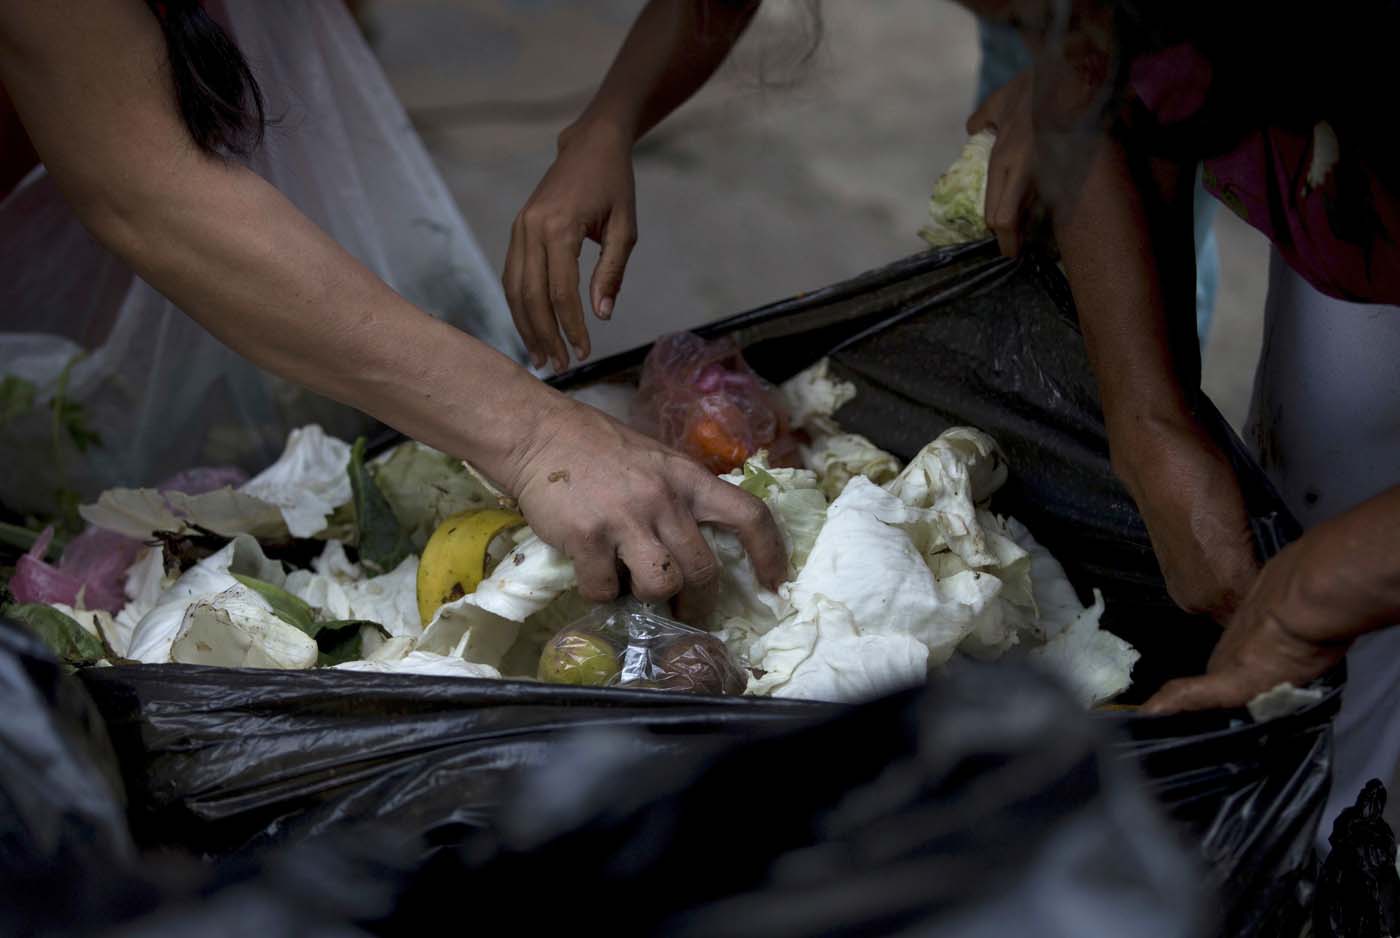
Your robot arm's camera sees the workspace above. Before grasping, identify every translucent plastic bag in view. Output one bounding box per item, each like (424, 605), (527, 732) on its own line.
(632, 332), (801, 473)
(0, 0), (522, 515)
(537, 601), (748, 696)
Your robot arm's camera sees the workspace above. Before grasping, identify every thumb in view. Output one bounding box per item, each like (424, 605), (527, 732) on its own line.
(590, 212), (637, 321)
(1141, 673), (1249, 716)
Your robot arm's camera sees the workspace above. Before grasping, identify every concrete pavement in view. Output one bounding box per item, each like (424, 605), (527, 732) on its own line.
(365, 0), (1269, 426)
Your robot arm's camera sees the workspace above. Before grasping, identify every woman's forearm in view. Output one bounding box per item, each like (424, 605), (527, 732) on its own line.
(0, 0), (562, 489)
(95, 159), (563, 487)
(1301, 486), (1400, 638)
(1053, 136), (1200, 482)
(566, 0), (759, 145)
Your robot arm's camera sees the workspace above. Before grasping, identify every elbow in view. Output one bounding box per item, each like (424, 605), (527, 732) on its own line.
(70, 183), (161, 270)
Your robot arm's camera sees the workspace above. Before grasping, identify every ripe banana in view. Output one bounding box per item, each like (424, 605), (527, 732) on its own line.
(416, 509), (525, 625)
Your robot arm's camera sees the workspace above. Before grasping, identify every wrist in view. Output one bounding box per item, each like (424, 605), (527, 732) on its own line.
(346, 314), (572, 494)
(558, 112), (638, 154)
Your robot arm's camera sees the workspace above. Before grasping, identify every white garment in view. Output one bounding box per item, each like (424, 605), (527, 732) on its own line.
(1245, 248), (1400, 854)
(0, 0), (521, 514)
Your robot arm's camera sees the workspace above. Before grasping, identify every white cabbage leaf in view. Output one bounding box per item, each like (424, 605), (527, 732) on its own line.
(747, 595), (929, 702)
(919, 129), (995, 247)
(1023, 590), (1137, 707)
(169, 584), (318, 670)
(780, 359), (857, 433)
(81, 424), (352, 540)
(886, 427), (1008, 567)
(784, 477), (999, 667)
(239, 424), (353, 538)
(803, 432), (902, 500)
(126, 536), (285, 663)
(112, 545), (171, 657)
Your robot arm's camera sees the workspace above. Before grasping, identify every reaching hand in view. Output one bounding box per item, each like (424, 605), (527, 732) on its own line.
(1142, 537), (1347, 714)
(968, 68), (1036, 258)
(504, 121), (638, 372)
(506, 398), (788, 603)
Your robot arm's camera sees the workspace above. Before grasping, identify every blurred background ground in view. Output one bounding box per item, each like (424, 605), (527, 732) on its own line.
(360, 0), (1269, 427)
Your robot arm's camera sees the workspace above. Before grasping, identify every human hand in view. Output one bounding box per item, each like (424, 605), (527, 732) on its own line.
(1114, 416), (1261, 623)
(967, 68), (1035, 258)
(1143, 487), (1400, 714)
(1142, 537), (1347, 714)
(504, 120), (637, 371)
(505, 398), (788, 603)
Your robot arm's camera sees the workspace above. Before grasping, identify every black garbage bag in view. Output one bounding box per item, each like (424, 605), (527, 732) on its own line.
(386, 659), (1206, 938)
(1313, 779), (1400, 938)
(8, 613), (1203, 937)
(73, 246), (1335, 938)
(0, 615), (419, 938)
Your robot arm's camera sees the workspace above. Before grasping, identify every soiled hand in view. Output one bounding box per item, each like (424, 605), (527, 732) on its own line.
(506, 398), (788, 603)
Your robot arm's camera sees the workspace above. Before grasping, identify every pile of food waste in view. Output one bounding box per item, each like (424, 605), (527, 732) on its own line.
(5, 338), (1137, 706)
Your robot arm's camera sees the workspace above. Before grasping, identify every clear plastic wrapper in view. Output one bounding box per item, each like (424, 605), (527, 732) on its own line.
(632, 332), (801, 473)
(537, 601), (747, 696)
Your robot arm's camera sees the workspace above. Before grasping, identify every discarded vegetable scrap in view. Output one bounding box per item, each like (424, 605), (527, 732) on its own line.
(8, 357), (1138, 706)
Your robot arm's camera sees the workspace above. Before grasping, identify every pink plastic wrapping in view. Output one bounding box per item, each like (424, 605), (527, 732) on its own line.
(9, 466), (249, 611)
(157, 466), (249, 496)
(632, 333), (800, 474)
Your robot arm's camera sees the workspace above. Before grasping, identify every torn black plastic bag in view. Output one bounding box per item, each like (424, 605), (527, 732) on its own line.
(78, 245), (1336, 938)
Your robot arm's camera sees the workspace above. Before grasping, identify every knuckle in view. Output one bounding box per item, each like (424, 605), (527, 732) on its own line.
(574, 519), (609, 544)
(520, 284), (546, 309)
(542, 215), (573, 240)
(634, 478), (672, 510)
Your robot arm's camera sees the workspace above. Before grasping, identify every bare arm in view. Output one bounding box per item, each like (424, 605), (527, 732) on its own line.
(0, 0), (540, 478)
(567, 0), (759, 146)
(0, 0), (786, 601)
(1055, 135), (1260, 621)
(505, 0), (760, 370)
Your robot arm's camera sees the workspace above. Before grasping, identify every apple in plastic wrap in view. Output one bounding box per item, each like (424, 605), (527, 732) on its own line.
(634, 632), (747, 696)
(536, 627), (622, 686)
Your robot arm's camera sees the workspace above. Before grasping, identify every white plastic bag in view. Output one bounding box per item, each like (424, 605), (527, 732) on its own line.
(0, 0), (521, 514)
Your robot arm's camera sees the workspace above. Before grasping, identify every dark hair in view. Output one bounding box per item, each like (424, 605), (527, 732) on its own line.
(145, 0), (265, 156)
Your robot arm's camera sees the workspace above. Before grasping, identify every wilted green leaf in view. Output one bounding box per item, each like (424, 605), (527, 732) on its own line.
(348, 437), (411, 574)
(50, 355), (102, 454)
(226, 573), (390, 666)
(371, 442), (495, 549)
(739, 463), (780, 498)
(53, 399), (102, 452)
(6, 603), (106, 666)
(0, 375), (36, 425)
(231, 573), (315, 633)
